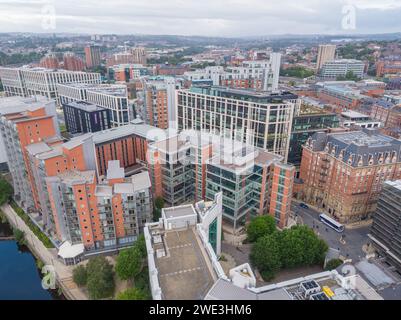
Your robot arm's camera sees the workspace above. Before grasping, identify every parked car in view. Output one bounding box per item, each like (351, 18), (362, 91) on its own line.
(299, 203), (309, 209)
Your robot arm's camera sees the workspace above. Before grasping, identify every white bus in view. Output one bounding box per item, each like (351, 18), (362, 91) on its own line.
(319, 214), (344, 233)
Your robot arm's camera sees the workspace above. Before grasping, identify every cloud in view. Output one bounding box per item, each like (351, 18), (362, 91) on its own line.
(0, 0), (399, 36)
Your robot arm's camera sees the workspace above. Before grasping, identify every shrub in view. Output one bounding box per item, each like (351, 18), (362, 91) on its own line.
(116, 287), (149, 300)
(13, 228), (26, 246)
(325, 258), (343, 271)
(10, 201), (54, 248)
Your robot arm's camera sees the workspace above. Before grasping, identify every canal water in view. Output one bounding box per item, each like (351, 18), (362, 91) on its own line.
(0, 219), (64, 300)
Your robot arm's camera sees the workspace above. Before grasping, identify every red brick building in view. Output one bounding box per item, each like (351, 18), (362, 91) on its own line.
(297, 130), (401, 223)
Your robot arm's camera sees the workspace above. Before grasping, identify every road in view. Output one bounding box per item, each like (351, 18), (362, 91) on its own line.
(291, 202), (370, 263)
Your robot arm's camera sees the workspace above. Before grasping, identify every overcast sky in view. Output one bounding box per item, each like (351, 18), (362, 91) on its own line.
(0, 0), (401, 37)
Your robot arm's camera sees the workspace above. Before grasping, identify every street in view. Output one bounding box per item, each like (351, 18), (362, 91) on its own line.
(291, 202), (371, 263)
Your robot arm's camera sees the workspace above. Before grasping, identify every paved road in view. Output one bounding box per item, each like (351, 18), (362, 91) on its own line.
(291, 202), (370, 263)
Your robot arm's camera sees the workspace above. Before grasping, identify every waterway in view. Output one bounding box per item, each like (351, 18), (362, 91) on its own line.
(0, 219), (64, 300)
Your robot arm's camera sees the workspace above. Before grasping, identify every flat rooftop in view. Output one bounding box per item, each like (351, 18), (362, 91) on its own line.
(162, 205), (196, 219)
(331, 130), (395, 147)
(153, 228), (215, 300)
(341, 110), (370, 119)
(188, 85), (298, 104)
(66, 101), (105, 112)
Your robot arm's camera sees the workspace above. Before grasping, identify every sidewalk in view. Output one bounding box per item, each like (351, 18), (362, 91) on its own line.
(1, 204), (88, 300)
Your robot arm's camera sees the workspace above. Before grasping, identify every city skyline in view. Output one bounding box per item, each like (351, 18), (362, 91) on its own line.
(0, 0), (401, 37)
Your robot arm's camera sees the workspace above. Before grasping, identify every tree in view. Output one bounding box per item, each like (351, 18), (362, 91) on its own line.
(13, 228), (26, 246)
(287, 225), (328, 266)
(325, 258), (343, 271)
(115, 246), (143, 280)
(336, 71), (360, 81)
(250, 233), (281, 281)
(135, 234), (147, 258)
(72, 265), (87, 287)
(116, 287), (149, 300)
(279, 228), (306, 268)
(86, 256), (115, 299)
(0, 178), (13, 206)
(246, 215), (277, 243)
(154, 196), (165, 210)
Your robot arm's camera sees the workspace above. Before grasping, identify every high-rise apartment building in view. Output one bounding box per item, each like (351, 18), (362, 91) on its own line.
(369, 180), (401, 271)
(177, 85), (298, 162)
(147, 130), (294, 230)
(63, 101), (112, 134)
(0, 66), (101, 101)
(130, 47), (147, 65)
(47, 161), (152, 263)
(92, 119), (166, 177)
(39, 53), (59, 69)
(184, 54), (281, 92)
(316, 44), (336, 71)
(63, 52), (85, 71)
(57, 83), (133, 126)
(298, 129), (401, 223)
(0, 96), (59, 214)
(1, 96), (154, 263)
(85, 45), (101, 68)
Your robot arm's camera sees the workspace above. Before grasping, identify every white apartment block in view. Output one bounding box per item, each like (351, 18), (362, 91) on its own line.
(184, 53), (281, 92)
(57, 83), (132, 126)
(0, 66), (101, 103)
(320, 59), (365, 79)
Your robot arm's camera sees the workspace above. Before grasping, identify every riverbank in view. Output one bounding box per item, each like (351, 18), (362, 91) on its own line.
(1, 204), (88, 300)
(0, 220), (63, 300)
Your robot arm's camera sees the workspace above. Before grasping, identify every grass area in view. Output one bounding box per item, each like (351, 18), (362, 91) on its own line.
(10, 201), (54, 248)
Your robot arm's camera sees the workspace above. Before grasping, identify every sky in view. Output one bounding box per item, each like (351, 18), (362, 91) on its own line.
(0, 0), (401, 37)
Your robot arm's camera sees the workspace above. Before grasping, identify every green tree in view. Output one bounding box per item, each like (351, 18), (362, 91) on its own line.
(250, 233), (281, 281)
(154, 196), (165, 210)
(336, 71), (360, 81)
(86, 256), (115, 299)
(116, 287), (149, 300)
(115, 246), (143, 280)
(288, 225), (328, 266)
(280, 66), (315, 79)
(13, 228), (26, 246)
(0, 178), (13, 206)
(246, 215), (277, 243)
(72, 265), (88, 287)
(325, 258), (343, 271)
(135, 234), (147, 258)
(279, 228), (306, 268)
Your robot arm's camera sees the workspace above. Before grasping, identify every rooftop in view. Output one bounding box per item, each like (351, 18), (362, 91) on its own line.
(162, 205), (197, 219)
(308, 129), (401, 167)
(66, 101), (105, 112)
(188, 85), (298, 104)
(92, 122), (166, 144)
(57, 170), (96, 185)
(341, 110), (370, 119)
(151, 228), (215, 300)
(385, 180), (401, 191)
